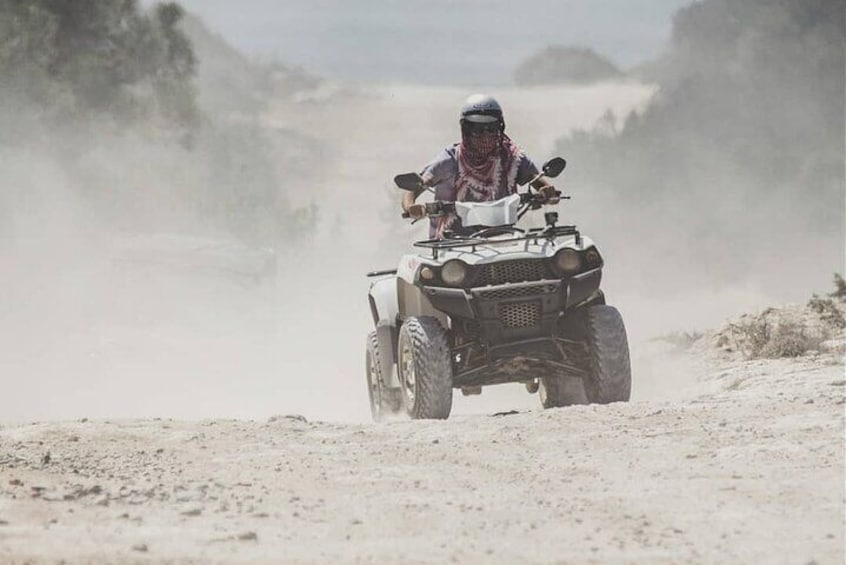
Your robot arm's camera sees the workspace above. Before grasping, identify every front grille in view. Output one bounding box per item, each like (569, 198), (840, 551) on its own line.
(476, 283), (559, 300)
(474, 260), (550, 286)
(499, 301), (541, 329)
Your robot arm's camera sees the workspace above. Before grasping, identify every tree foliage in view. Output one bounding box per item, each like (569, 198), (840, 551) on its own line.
(557, 0), (845, 291)
(0, 2), (320, 246)
(514, 46), (623, 85)
(0, 0), (197, 124)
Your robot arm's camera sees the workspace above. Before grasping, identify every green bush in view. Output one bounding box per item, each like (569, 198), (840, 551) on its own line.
(0, 0), (197, 125)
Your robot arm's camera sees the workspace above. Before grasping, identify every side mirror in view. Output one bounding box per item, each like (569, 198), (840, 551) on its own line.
(542, 157), (566, 178)
(394, 172), (424, 191)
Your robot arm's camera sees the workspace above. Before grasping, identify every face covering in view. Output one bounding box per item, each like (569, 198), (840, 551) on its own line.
(462, 130), (501, 165)
(433, 122), (523, 238)
(455, 128), (522, 202)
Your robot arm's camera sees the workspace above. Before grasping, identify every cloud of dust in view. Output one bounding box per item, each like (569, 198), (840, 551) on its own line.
(1, 77), (817, 423)
(3, 1), (841, 424)
(266, 81), (743, 419)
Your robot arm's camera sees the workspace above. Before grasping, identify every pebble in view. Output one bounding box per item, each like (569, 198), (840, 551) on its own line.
(132, 543), (148, 552)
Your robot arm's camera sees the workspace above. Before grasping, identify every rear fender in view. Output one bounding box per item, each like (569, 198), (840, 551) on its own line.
(369, 276), (400, 387)
(369, 276), (398, 326)
(376, 321), (400, 387)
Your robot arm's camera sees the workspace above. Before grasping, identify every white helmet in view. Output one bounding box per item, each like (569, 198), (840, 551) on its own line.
(460, 94), (505, 131)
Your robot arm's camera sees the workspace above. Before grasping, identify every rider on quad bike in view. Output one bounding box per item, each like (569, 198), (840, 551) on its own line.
(402, 94), (559, 238)
(365, 95), (632, 422)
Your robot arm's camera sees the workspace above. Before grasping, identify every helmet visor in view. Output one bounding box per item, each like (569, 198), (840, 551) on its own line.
(463, 113), (499, 124)
(464, 121), (501, 135)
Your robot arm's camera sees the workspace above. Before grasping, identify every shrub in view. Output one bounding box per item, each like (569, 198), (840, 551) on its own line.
(830, 273), (846, 300)
(808, 295), (846, 329)
(760, 320), (818, 358)
(726, 313), (821, 359)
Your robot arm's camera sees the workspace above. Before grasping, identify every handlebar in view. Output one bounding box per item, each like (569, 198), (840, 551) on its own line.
(401, 190), (567, 220)
(401, 201), (456, 220)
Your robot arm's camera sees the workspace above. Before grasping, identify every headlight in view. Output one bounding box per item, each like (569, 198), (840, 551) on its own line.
(441, 260), (468, 287)
(553, 248), (582, 275)
(584, 248), (602, 268)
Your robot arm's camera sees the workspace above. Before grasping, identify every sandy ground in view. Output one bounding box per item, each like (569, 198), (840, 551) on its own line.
(1, 349), (843, 564)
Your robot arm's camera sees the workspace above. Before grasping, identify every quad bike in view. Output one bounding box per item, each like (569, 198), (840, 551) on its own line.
(365, 157), (631, 421)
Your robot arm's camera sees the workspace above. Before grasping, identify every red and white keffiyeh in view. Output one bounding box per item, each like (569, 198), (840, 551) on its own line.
(433, 133), (524, 238)
(455, 132), (522, 202)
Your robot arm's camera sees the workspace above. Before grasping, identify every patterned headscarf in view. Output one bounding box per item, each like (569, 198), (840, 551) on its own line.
(433, 132), (524, 238)
(455, 132), (523, 202)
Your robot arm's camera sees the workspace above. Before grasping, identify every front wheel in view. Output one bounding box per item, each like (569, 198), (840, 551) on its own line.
(582, 305), (632, 403)
(397, 317), (453, 419)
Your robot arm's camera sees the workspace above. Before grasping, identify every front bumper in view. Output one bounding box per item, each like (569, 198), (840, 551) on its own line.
(421, 267), (602, 346)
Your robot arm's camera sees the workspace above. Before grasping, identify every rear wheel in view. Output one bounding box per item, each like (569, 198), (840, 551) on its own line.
(366, 332), (400, 421)
(582, 305), (631, 403)
(397, 317), (453, 419)
(539, 375), (586, 408)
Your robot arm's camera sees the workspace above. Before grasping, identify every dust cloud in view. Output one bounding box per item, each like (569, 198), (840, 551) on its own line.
(272, 81), (777, 416)
(2, 0), (842, 424)
(1, 81), (671, 423)
(0, 80), (826, 423)
(270, 82), (668, 420)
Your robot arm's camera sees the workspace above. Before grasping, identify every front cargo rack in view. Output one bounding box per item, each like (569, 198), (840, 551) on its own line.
(413, 225), (581, 260)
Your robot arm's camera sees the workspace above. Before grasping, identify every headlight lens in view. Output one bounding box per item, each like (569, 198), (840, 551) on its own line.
(553, 248), (582, 275)
(441, 260), (468, 286)
(584, 248), (602, 268)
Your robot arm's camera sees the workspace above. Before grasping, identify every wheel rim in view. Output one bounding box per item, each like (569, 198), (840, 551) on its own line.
(366, 350), (382, 419)
(399, 337), (416, 406)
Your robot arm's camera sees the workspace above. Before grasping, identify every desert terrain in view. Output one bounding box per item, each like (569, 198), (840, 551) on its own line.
(1, 337), (843, 563)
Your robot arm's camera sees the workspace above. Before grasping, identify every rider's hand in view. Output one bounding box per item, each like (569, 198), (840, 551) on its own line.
(405, 203), (427, 220)
(537, 185), (560, 204)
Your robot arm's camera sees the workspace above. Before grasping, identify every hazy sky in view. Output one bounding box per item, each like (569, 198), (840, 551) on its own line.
(165, 0), (692, 84)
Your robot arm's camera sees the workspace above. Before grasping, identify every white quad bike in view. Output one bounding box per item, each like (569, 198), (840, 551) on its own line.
(366, 157), (631, 421)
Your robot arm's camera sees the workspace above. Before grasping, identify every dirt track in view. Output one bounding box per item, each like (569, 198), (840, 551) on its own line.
(1, 353), (843, 564)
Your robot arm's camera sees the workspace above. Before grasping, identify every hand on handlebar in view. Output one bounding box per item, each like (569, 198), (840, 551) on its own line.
(536, 185), (560, 204)
(404, 203), (427, 220)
